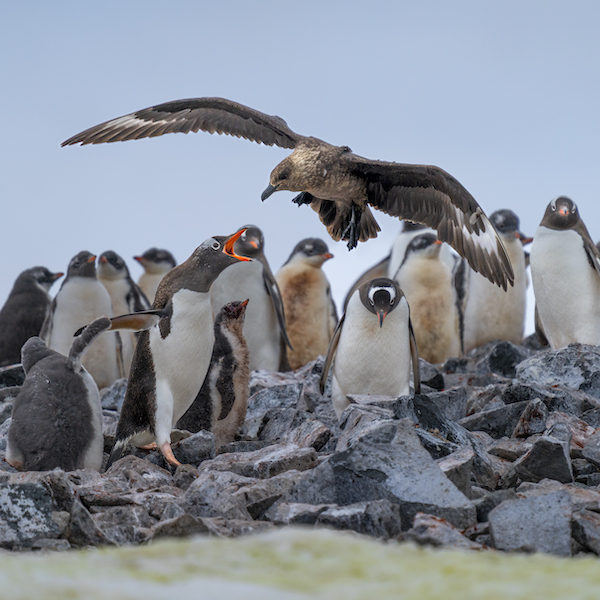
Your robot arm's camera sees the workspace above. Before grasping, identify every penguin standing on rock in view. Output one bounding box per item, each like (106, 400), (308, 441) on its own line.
(530, 196), (600, 348)
(210, 225), (291, 372)
(41, 251), (119, 389)
(395, 234), (462, 364)
(320, 277), (420, 419)
(0, 267), (63, 367)
(134, 248), (177, 303)
(176, 300), (250, 448)
(98, 250), (151, 376)
(276, 238), (337, 370)
(461, 209), (532, 353)
(6, 317), (110, 472)
(104, 229), (251, 468)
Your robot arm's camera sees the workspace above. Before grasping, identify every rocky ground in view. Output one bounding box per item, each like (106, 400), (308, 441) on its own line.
(0, 337), (599, 557)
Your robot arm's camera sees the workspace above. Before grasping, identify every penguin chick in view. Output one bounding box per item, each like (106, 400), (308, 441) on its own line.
(276, 238), (337, 370)
(320, 277), (420, 419)
(210, 225), (291, 372)
(105, 229), (251, 468)
(134, 248), (177, 303)
(98, 250), (151, 376)
(530, 196), (600, 348)
(176, 300), (250, 448)
(0, 267), (63, 367)
(6, 317), (110, 472)
(395, 233), (461, 364)
(462, 209), (532, 353)
(41, 251), (119, 389)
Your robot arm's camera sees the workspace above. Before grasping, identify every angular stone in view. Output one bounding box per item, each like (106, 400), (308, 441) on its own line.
(420, 388), (468, 422)
(336, 405), (397, 452)
(436, 447), (474, 498)
(473, 489), (517, 522)
(403, 512), (486, 550)
(545, 412), (596, 451)
(466, 385), (505, 416)
(256, 408), (297, 443)
(172, 430), (215, 466)
(489, 491), (572, 556)
(517, 479), (600, 512)
(152, 513), (212, 540)
(100, 378), (128, 411)
(316, 500), (403, 540)
(199, 443), (317, 479)
(264, 502), (334, 525)
(516, 344), (600, 400)
(8, 470), (76, 512)
(489, 438), (532, 461)
(0, 401), (13, 426)
(572, 510), (600, 555)
(513, 434), (573, 484)
(125, 487), (183, 519)
(0, 364), (25, 388)
(172, 464), (198, 491)
(67, 498), (115, 548)
(0, 483), (61, 548)
(414, 428), (460, 459)
(475, 341), (532, 378)
(104, 455), (174, 491)
(92, 505), (155, 545)
(512, 398), (548, 438)
(31, 538), (71, 552)
(282, 414), (332, 451)
(201, 517), (273, 538)
(459, 401), (529, 439)
(582, 430), (600, 468)
(282, 419), (476, 530)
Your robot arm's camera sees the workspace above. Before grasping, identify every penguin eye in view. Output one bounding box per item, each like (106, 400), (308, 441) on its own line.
(211, 241), (221, 251)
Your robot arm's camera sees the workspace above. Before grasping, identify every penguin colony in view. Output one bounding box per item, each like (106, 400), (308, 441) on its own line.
(0, 94), (595, 473)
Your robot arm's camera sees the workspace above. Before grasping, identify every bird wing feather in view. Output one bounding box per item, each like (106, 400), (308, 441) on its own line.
(319, 313), (345, 395)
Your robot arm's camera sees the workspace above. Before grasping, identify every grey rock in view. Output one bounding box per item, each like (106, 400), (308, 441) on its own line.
(282, 419), (476, 530)
(459, 401), (529, 439)
(104, 455), (174, 491)
(173, 430), (215, 466)
(516, 344), (600, 400)
(152, 513), (212, 540)
(489, 490), (572, 556)
(475, 341), (532, 378)
(199, 443), (317, 479)
(316, 500), (403, 540)
(517, 479), (600, 512)
(513, 434), (574, 484)
(256, 407), (297, 443)
(545, 412), (595, 453)
(436, 447), (474, 498)
(582, 430), (600, 468)
(0, 483), (61, 548)
(473, 489), (517, 522)
(422, 388), (468, 422)
(264, 502), (334, 525)
(336, 404), (397, 452)
(217, 440), (271, 455)
(572, 510), (600, 554)
(67, 498), (115, 547)
(125, 487), (183, 520)
(0, 364), (25, 388)
(172, 464), (198, 491)
(403, 512), (486, 550)
(512, 398), (548, 438)
(0, 401), (13, 426)
(8, 470), (76, 512)
(92, 505), (155, 545)
(282, 413), (332, 451)
(0, 417), (11, 453)
(489, 438), (532, 461)
(100, 378), (128, 411)
(414, 428), (460, 459)
(466, 385), (505, 416)
(31, 538), (71, 552)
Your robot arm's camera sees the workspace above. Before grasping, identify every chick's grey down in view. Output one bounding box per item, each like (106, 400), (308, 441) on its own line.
(62, 97), (514, 289)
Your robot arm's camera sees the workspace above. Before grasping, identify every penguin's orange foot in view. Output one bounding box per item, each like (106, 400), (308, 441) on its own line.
(160, 442), (181, 467)
(139, 442), (158, 450)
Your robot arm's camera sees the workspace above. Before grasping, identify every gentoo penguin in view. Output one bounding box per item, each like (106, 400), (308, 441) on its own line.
(276, 238), (337, 370)
(98, 250), (151, 375)
(134, 248), (177, 303)
(63, 97), (514, 289)
(176, 300), (250, 448)
(41, 251), (119, 389)
(320, 277), (420, 419)
(6, 317), (110, 472)
(395, 233), (461, 364)
(0, 267), (63, 367)
(530, 196), (600, 349)
(105, 229), (251, 468)
(462, 209), (532, 353)
(210, 225), (291, 372)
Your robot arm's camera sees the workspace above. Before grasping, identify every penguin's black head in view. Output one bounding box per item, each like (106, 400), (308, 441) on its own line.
(24, 266), (63, 292)
(401, 220), (428, 233)
(98, 250), (130, 280)
(404, 233), (442, 260)
(234, 225), (264, 258)
(219, 299), (249, 323)
(490, 209), (532, 244)
(542, 196), (580, 231)
(67, 251), (97, 279)
(134, 248), (177, 271)
(359, 277), (403, 327)
(285, 237), (333, 266)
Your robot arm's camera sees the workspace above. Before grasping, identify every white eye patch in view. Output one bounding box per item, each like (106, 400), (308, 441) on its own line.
(368, 285), (396, 304)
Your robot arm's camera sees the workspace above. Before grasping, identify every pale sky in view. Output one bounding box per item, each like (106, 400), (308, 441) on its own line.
(2, 1), (600, 336)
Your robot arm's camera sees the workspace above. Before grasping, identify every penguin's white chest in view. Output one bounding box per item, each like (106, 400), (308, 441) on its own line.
(150, 289), (215, 424)
(530, 226), (600, 348)
(333, 295), (411, 398)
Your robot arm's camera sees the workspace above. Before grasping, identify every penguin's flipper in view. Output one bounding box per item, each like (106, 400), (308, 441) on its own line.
(68, 316), (112, 371)
(408, 317), (421, 394)
(319, 313), (345, 394)
(39, 297), (57, 343)
(108, 309), (168, 332)
(262, 267), (293, 350)
(583, 236), (600, 277)
(343, 255), (390, 311)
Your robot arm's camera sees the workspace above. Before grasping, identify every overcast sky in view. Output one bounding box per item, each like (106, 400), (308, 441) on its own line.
(2, 1), (599, 336)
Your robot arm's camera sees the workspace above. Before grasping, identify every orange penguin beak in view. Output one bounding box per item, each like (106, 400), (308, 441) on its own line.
(224, 229), (252, 262)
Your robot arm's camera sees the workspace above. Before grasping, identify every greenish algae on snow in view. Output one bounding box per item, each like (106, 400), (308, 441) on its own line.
(0, 528), (599, 600)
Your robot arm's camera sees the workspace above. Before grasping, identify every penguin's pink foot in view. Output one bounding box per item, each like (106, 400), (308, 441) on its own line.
(139, 442), (158, 450)
(160, 442), (181, 467)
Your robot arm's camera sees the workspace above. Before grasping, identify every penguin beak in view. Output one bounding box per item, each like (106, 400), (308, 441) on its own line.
(377, 309), (388, 328)
(224, 229), (252, 262)
(52, 272), (64, 281)
(133, 256), (144, 264)
(323, 253), (334, 260)
(558, 207), (569, 216)
(261, 183), (279, 201)
(99, 255), (108, 264)
(88, 255), (97, 263)
(248, 240), (259, 249)
(515, 231), (533, 245)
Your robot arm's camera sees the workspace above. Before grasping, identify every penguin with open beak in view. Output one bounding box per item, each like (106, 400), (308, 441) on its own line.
(104, 229), (251, 468)
(320, 277), (420, 419)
